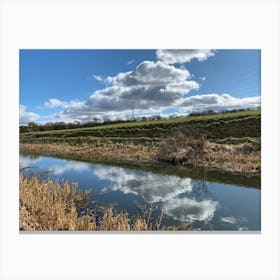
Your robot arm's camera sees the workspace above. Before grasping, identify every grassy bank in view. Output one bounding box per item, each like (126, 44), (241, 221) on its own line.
(20, 110), (261, 174)
(19, 175), (192, 231)
(20, 136), (260, 174)
(20, 110), (260, 143)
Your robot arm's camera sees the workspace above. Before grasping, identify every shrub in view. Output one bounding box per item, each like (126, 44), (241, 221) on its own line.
(158, 128), (207, 164)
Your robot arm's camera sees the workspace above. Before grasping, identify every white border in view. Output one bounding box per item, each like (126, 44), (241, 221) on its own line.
(1, 0), (280, 279)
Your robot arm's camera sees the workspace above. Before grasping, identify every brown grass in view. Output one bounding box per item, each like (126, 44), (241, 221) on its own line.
(19, 175), (149, 231)
(158, 128), (206, 165)
(203, 142), (260, 173)
(20, 142), (158, 164)
(20, 129), (260, 175)
(158, 129), (260, 174)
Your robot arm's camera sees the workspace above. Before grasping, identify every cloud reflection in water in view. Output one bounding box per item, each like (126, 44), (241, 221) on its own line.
(49, 160), (90, 175)
(93, 165), (219, 223)
(93, 165), (193, 203)
(19, 154), (43, 168)
(163, 198), (218, 223)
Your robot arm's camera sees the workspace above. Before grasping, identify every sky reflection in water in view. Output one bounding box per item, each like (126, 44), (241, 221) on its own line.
(20, 154), (261, 230)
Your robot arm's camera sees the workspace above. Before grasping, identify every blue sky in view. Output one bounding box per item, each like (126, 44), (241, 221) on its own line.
(20, 49), (260, 124)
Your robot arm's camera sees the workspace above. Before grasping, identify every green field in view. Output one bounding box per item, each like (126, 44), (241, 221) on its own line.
(20, 110), (261, 145)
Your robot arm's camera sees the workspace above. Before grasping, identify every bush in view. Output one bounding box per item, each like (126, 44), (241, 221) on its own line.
(158, 128), (207, 164)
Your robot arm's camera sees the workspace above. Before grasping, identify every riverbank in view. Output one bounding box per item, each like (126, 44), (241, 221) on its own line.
(158, 134), (260, 174)
(20, 138), (260, 174)
(20, 142), (158, 164)
(19, 110), (261, 175)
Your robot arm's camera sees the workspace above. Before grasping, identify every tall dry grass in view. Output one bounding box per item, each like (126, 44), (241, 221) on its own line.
(19, 175), (150, 231)
(158, 128), (207, 164)
(158, 128), (260, 174)
(20, 142), (158, 164)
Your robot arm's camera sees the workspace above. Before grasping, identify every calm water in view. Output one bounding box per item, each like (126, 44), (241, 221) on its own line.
(20, 154), (261, 231)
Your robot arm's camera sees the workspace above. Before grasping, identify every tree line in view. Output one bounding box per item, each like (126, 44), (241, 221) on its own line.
(19, 115), (163, 133)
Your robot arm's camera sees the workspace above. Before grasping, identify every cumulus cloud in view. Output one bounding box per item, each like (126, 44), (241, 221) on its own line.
(44, 98), (66, 108)
(105, 61), (191, 85)
(93, 165), (194, 203)
(156, 49), (215, 64)
(52, 92), (260, 123)
(19, 105), (40, 125)
(163, 197), (219, 223)
(45, 98), (85, 109)
(57, 60), (199, 121)
(90, 61), (198, 109)
(178, 94), (261, 113)
(39, 50), (260, 123)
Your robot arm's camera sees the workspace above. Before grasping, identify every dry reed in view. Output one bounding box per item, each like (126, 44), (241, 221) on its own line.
(20, 142), (158, 164)
(19, 175), (150, 231)
(158, 129), (260, 174)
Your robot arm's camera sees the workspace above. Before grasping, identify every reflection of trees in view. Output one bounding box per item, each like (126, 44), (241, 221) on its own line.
(28, 154), (41, 161)
(191, 180), (209, 198)
(186, 167), (210, 199)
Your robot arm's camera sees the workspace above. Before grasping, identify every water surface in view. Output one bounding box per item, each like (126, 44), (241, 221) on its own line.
(20, 154), (261, 231)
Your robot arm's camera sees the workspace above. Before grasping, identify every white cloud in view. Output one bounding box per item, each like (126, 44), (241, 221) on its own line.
(38, 50), (259, 123)
(178, 94), (261, 113)
(57, 60), (199, 121)
(93, 75), (104, 82)
(163, 197), (219, 223)
(44, 98), (66, 108)
(44, 98), (85, 112)
(156, 49), (215, 64)
(127, 59), (135, 65)
(49, 92), (260, 123)
(19, 105), (40, 125)
(105, 61), (192, 85)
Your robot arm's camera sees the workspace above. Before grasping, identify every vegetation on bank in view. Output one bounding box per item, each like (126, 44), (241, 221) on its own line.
(19, 110), (261, 174)
(20, 108), (260, 133)
(158, 128), (260, 174)
(19, 111), (261, 230)
(20, 142), (158, 164)
(20, 110), (260, 142)
(19, 175), (192, 231)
